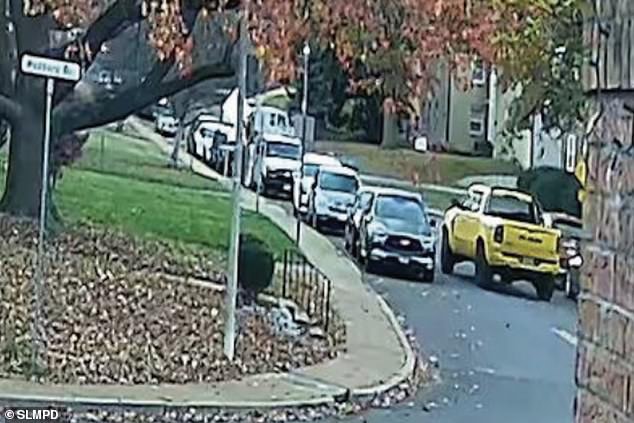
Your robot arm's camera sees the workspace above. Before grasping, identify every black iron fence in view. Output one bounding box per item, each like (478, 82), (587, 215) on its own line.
(269, 249), (338, 334)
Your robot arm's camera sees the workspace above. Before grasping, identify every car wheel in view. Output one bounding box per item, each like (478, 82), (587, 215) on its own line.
(440, 228), (456, 275)
(420, 269), (435, 283)
(344, 229), (351, 252)
(364, 257), (376, 274)
(352, 235), (360, 259)
(475, 241), (493, 289)
(311, 212), (319, 230)
(535, 276), (555, 302)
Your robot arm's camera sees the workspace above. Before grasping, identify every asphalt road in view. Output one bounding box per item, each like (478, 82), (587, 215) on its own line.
(145, 126), (578, 421)
(322, 234), (578, 423)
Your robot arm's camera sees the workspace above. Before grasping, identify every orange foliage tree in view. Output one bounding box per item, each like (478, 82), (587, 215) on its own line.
(1, 0), (535, 217)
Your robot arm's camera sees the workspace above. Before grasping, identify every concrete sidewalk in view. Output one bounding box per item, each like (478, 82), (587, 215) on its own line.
(130, 116), (415, 400)
(0, 120), (415, 408)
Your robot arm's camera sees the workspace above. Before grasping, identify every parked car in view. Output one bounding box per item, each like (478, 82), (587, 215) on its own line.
(246, 106), (296, 139)
(307, 165), (360, 233)
(292, 153), (342, 218)
(245, 133), (303, 198)
(344, 186), (382, 257)
(545, 212), (589, 301)
(188, 118), (234, 164)
(97, 70), (112, 85)
(155, 110), (178, 137)
(152, 98), (172, 120)
(357, 188), (436, 282)
(440, 184), (562, 301)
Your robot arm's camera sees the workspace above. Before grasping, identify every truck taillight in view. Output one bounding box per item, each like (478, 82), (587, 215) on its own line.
(494, 226), (504, 243)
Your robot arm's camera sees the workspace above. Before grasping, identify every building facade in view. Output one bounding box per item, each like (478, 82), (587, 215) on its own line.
(423, 62), (582, 173)
(424, 61), (493, 155)
(576, 1), (634, 422)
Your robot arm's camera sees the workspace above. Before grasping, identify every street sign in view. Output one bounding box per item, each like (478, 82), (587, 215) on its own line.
(20, 54), (81, 82)
(20, 52), (81, 367)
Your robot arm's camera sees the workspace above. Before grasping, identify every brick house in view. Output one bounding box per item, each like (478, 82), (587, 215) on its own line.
(575, 0), (634, 422)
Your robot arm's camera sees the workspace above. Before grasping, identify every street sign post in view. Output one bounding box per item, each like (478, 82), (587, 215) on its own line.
(223, 6), (248, 361)
(295, 43), (310, 245)
(20, 53), (81, 366)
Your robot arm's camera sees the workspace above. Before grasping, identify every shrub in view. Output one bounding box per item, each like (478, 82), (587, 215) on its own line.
(517, 166), (582, 218)
(238, 234), (275, 294)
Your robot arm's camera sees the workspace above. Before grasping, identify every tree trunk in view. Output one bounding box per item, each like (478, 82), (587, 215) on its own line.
(381, 108), (400, 149)
(0, 95), (46, 218)
(0, 3), (55, 220)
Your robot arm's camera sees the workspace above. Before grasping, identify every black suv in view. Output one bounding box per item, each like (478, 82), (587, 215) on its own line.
(357, 188), (436, 282)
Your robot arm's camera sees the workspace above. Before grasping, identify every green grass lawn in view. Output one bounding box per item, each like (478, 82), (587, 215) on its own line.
(56, 170), (294, 260)
(78, 131), (224, 192)
(315, 141), (519, 186)
(421, 189), (461, 212)
(0, 131), (296, 260)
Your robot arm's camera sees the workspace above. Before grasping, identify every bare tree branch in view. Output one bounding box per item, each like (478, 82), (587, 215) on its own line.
(54, 58), (233, 134)
(51, 0), (209, 106)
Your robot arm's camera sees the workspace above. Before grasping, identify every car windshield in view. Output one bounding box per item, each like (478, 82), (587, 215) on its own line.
(487, 195), (539, 224)
(319, 172), (358, 193)
(303, 164), (319, 177)
(375, 195), (429, 228)
(266, 142), (301, 160)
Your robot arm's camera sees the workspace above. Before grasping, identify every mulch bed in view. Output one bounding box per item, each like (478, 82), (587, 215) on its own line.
(0, 215), (338, 385)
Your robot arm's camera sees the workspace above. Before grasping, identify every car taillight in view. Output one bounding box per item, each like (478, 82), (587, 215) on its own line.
(494, 226), (504, 243)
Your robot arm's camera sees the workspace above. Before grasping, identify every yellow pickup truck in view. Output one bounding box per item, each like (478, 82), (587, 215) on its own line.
(440, 185), (562, 301)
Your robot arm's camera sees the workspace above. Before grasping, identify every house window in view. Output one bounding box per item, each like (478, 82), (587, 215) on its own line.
(469, 113), (486, 137)
(472, 59), (486, 86)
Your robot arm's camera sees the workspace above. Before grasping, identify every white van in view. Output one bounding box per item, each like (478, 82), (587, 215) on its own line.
(246, 133), (302, 198)
(307, 165), (360, 231)
(292, 153), (341, 217)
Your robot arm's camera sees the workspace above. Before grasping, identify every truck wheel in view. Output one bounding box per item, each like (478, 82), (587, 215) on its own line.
(440, 228), (456, 275)
(535, 276), (555, 302)
(475, 242), (493, 289)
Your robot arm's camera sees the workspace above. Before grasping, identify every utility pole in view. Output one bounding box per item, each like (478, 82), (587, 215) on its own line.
(295, 42), (310, 245)
(223, 2), (248, 362)
(255, 88), (263, 213)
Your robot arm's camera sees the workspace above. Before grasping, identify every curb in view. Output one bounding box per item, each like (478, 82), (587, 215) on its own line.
(349, 294), (417, 399)
(0, 124), (419, 410)
(0, 391), (337, 410)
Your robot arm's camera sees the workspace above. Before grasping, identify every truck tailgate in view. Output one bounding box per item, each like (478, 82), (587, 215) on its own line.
(501, 223), (559, 261)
